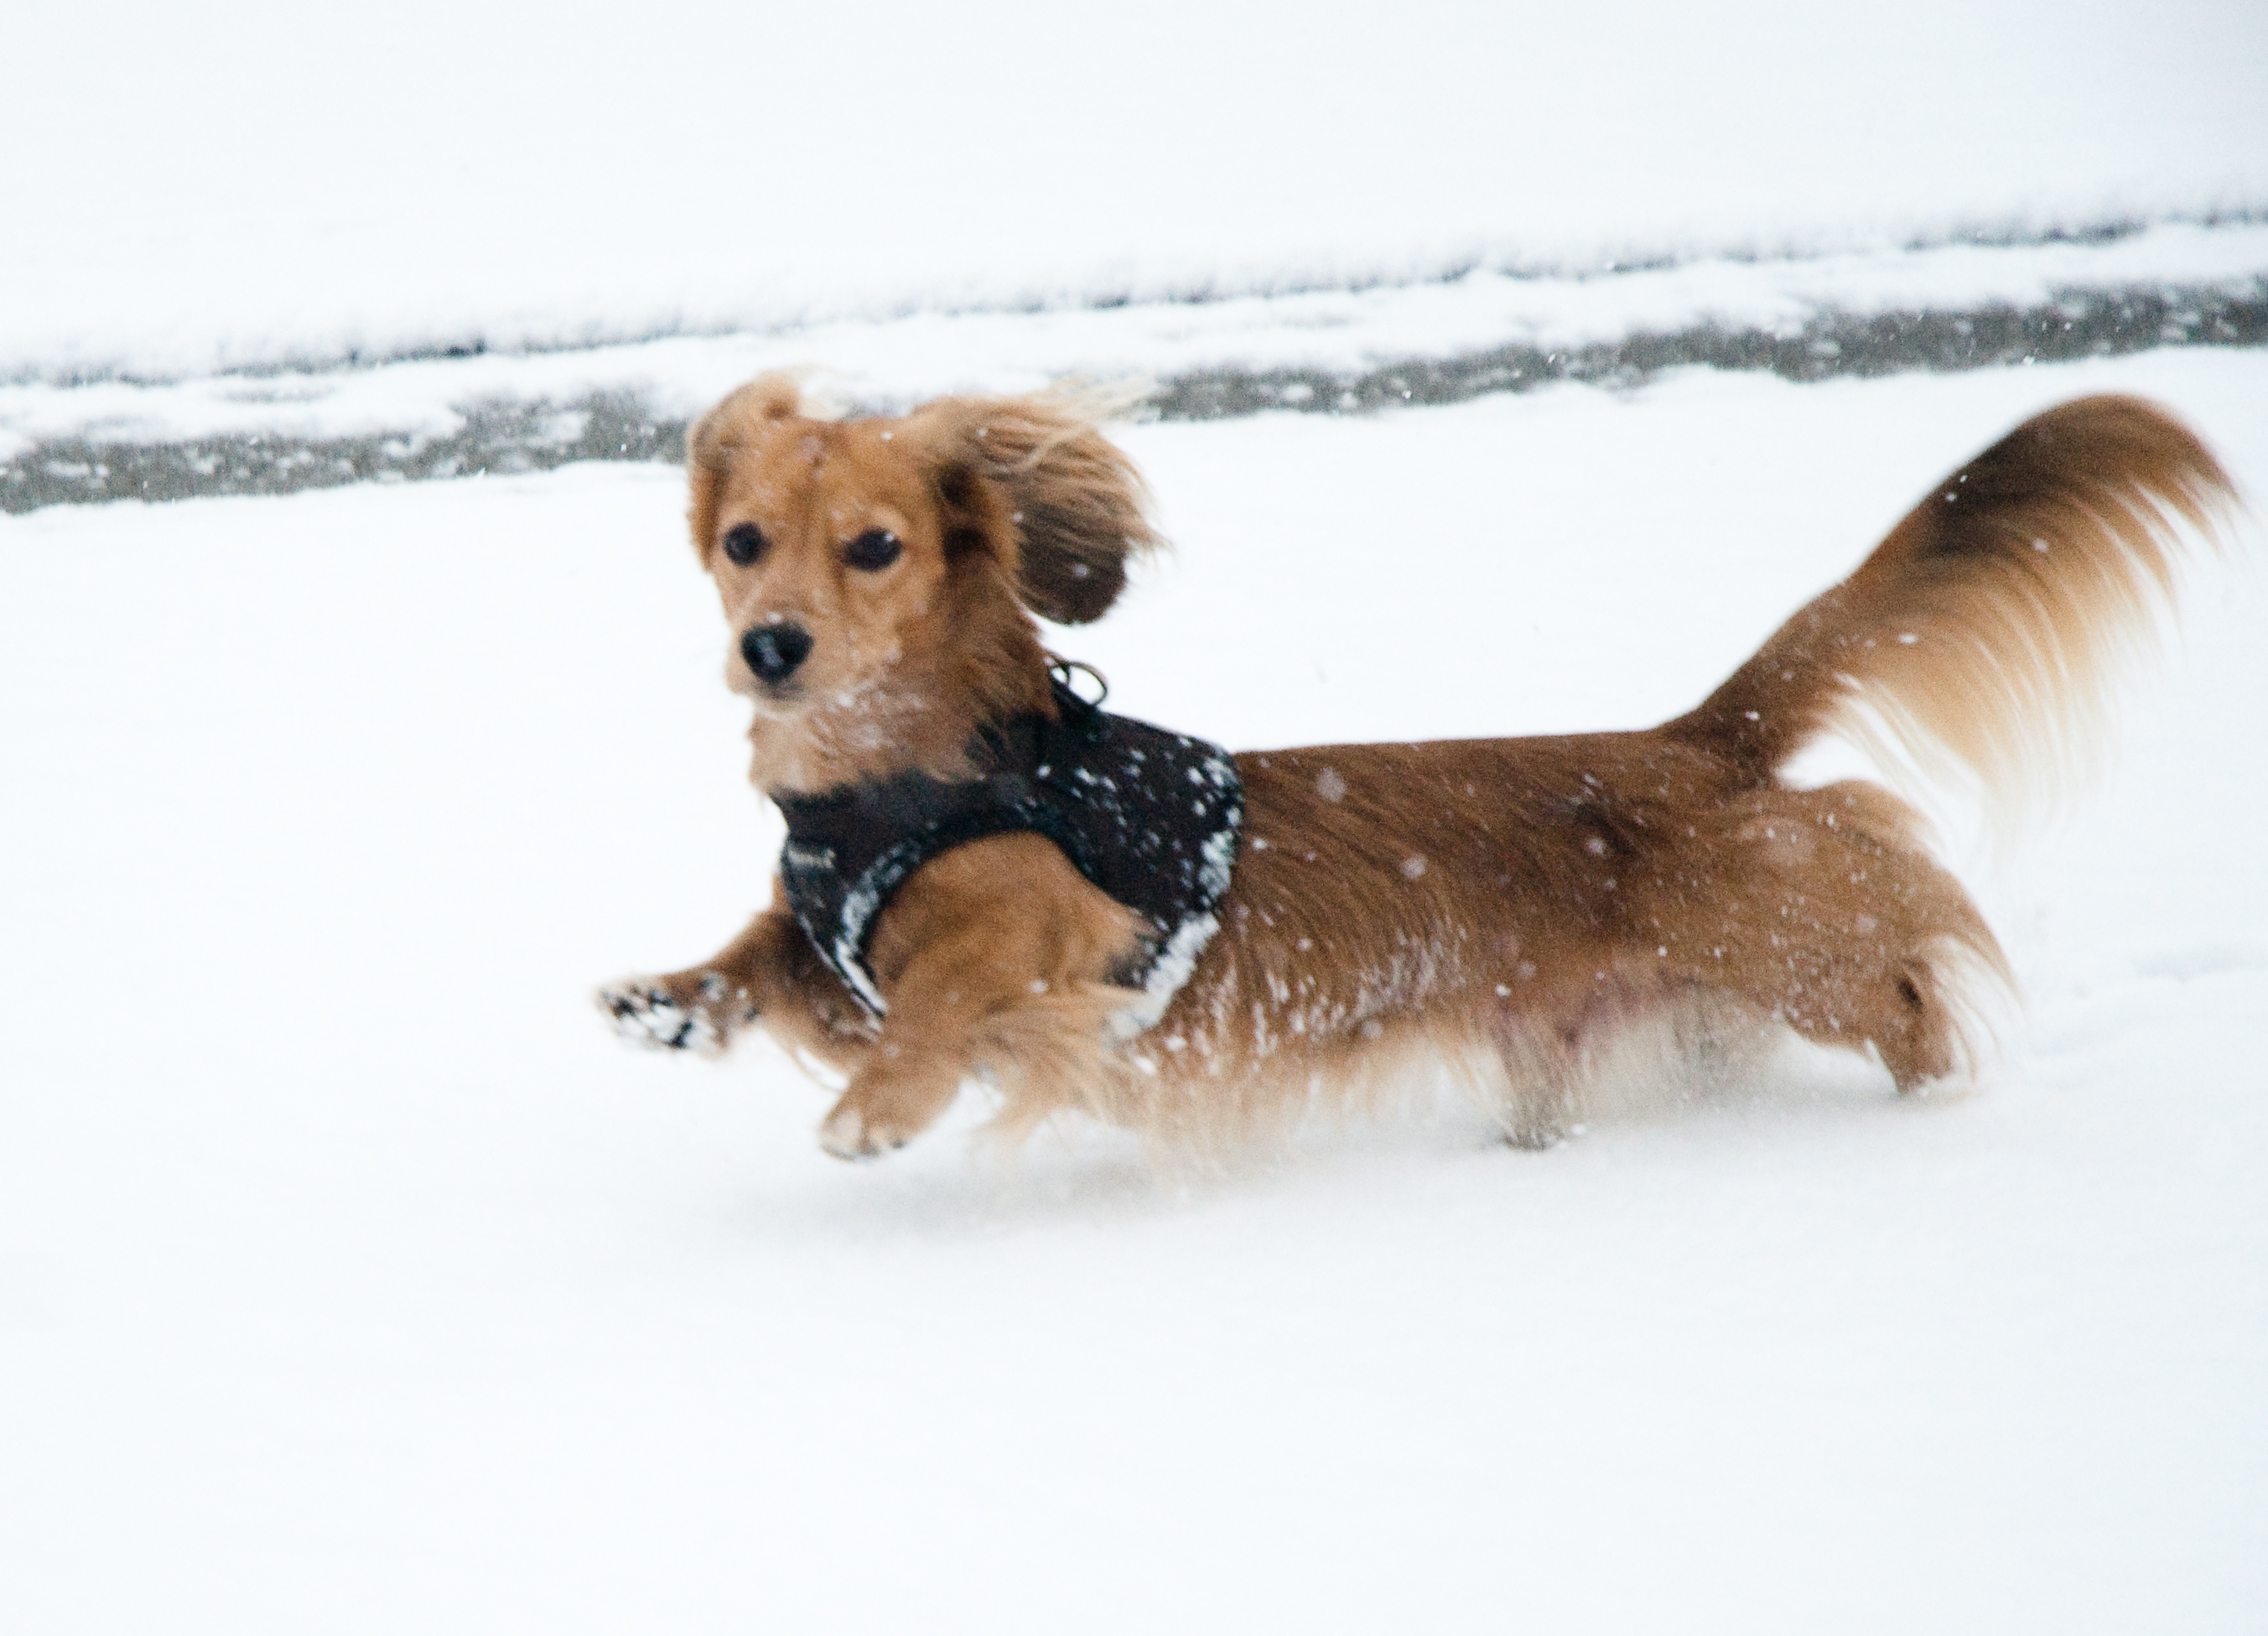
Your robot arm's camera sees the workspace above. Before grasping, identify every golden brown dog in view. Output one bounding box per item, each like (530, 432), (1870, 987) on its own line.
(602, 376), (2231, 1160)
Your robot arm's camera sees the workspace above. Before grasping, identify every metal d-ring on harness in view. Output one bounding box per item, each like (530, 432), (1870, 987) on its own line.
(773, 658), (1245, 1030)
(1046, 655), (1110, 714)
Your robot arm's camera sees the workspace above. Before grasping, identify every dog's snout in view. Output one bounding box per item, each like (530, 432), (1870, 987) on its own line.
(741, 622), (814, 686)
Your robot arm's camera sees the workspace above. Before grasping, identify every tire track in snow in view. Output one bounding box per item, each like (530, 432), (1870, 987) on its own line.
(8, 253), (2264, 515)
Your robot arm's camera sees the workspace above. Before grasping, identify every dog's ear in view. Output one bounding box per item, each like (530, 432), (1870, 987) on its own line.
(685, 373), (804, 562)
(909, 387), (1164, 625)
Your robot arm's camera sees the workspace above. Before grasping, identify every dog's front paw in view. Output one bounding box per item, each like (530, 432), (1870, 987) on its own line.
(597, 976), (725, 1056)
(817, 1096), (916, 1161)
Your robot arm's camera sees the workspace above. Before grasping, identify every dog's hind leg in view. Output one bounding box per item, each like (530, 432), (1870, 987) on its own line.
(1652, 782), (2009, 1095)
(1482, 995), (1592, 1149)
(1777, 787), (2006, 1094)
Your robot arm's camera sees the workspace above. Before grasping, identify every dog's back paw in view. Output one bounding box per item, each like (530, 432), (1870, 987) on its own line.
(597, 977), (725, 1056)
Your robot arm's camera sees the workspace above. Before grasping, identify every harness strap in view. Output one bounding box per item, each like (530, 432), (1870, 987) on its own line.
(772, 681), (1242, 1026)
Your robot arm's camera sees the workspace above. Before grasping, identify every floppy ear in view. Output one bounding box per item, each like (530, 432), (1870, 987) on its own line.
(685, 373), (804, 562)
(909, 386), (1164, 624)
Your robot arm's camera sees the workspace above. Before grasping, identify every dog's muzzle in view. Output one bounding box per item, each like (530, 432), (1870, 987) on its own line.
(742, 622), (814, 687)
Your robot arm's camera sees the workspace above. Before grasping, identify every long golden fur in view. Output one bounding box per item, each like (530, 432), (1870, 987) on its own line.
(602, 379), (2233, 1161)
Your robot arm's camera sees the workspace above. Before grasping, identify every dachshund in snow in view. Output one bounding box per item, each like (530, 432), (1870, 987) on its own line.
(601, 375), (2230, 1160)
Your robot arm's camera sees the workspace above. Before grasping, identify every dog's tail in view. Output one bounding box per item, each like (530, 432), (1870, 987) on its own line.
(1662, 395), (2235, 815)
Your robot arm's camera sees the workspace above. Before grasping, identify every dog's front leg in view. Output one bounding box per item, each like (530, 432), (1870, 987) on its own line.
(815, 945), (999, 1160)
(816, 834), (1147, 1161)
(599, 888), (875, 1068)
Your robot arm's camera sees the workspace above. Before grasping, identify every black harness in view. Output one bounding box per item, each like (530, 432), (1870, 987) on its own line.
(773, 676), (1243, 1027)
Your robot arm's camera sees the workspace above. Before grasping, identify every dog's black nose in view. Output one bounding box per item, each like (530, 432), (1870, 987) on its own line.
(741, 622), (814, 686)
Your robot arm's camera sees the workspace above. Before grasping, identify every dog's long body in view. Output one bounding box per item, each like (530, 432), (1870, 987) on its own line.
(602, 379), (2230, 1160)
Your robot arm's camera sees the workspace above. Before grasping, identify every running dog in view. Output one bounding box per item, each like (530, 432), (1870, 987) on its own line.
(601, 376), (2230, 1160)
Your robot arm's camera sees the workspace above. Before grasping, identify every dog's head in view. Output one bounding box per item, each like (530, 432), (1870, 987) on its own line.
(685, 374), (1160, 781)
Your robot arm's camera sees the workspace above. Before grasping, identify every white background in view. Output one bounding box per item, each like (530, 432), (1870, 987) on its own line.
(6, 1), (2265, 377)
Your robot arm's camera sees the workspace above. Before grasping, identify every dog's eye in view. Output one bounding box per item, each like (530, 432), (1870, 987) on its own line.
(843, 529), (903, 572)
(720, 523), (768, 567)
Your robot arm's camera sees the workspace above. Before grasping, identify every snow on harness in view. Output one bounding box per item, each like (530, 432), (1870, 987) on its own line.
(772, 673), (1243, 1031)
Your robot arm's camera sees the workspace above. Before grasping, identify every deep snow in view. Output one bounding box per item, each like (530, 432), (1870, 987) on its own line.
(3, 347), (2264, 1631)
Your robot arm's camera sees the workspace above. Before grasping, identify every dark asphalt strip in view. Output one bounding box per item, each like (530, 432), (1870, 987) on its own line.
(6, 279), (2262, 515)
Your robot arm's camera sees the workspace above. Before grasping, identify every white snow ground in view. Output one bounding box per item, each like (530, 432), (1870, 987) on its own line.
(7, 0), (2266, 382)
(3, 346), (2265, 1631)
